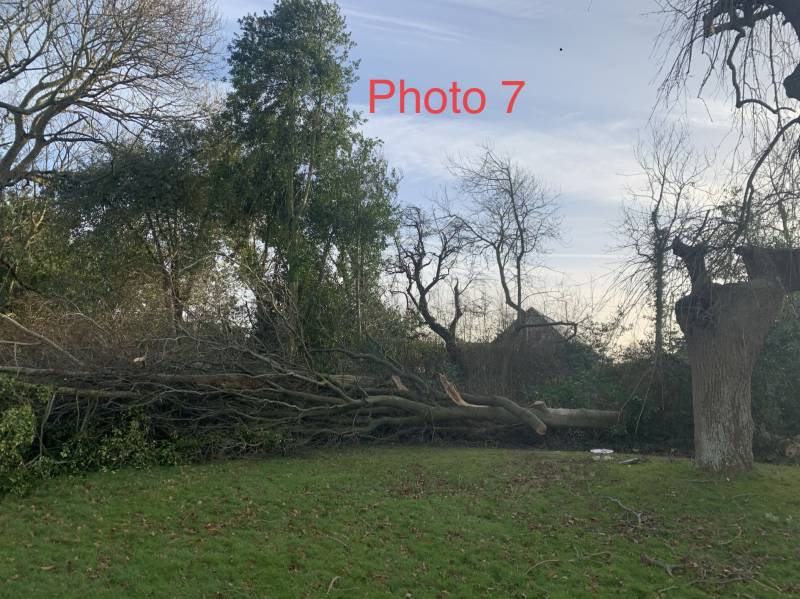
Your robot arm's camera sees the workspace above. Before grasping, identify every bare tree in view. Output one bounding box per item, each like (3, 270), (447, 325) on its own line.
(746, 134), (800, 247)
(657, 0), (800, 241)
(616, 122), (710, 359)
(0, 0), (218, 188)
(449, 145), (568, 333)
(659, 1), (800, 105)
(388, 205), (471, 368)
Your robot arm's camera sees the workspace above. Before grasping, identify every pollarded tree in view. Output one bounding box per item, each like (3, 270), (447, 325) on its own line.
(0, 0), (218, 189)
(658, 0), (800, 471)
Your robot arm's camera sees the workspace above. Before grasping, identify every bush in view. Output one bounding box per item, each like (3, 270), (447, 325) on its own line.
(0, 403), (38, 494)
(532, 305), (800, 457)
(0, 376), (51, 494)
(0, 372), (302, 495)
(752, 309), (800, 439)
(0, 376), (190, 495)
(534, 347), (694, 451)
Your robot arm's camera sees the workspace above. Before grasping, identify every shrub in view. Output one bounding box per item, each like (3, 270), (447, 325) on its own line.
(752, 309), (800, 439)
(0, 403), (37, 494)
(0, 372), (302, 495)
(0, 376), (191, 494)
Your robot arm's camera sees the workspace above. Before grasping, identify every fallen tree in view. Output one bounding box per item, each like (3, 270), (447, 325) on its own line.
(0, 313), (621, 494)
(0, 363), (620, 454)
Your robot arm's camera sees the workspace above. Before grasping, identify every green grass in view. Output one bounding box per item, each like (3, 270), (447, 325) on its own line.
(0, 448), (798, 598)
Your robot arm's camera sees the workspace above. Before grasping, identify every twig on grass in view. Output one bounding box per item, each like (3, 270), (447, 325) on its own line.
(717, 525), (742, 546)
(524, 551), (612, 575)
(641, 553), (684, 576)
(326, 576), (341, 594)
(603, 496), (644, 526)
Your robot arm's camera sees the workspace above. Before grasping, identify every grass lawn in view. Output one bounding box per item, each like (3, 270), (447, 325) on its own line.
(0, 448), (798, 598)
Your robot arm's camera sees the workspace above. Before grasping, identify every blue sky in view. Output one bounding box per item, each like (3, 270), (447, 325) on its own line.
(216, 0), (735, 328)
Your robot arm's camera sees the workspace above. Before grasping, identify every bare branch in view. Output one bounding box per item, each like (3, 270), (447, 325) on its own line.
(0, 0), (219, 187)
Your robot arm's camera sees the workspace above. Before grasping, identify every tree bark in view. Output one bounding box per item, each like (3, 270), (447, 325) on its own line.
(653, 228), (668, 359)
(675, 279), (785, 472)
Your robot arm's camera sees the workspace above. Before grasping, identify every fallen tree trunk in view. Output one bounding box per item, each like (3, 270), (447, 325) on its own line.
(0, 361), (622, 461)
(532, 401), (621, 429)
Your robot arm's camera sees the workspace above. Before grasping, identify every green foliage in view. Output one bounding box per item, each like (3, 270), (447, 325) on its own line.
(0, 373), (310, 496)
(0, 376), (50, 494)
(227, 0), (357, 158)
(535, 304), (800, 455)
(0, 188), (51, 311)
(225, 0), (398, 347)
(0, 376), (191, 495)
(0, 403), (37, 494)
(752, 303), (800, 437)
(535, 346), (694, 450)
(54, 417), (180, 475)
(49, 123), (227, 328)
(0, 373), (53, 406)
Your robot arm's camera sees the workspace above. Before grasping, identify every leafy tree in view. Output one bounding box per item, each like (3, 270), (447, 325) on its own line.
(225, 0), (396, 348)
(53, 123), (225, 333)
(0, 187), (49, 311)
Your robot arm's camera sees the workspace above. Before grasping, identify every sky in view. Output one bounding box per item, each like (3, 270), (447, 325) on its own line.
(214, 0), (737, 335)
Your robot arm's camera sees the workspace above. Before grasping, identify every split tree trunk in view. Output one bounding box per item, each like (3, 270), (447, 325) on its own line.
(675, 279), (785, 472)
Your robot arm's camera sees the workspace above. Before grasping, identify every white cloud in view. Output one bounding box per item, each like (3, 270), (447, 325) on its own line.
(359, 108), (641, 204)
(343, 7), (473, 43)
(359, 108), (643, 306)
(441, 0), (579, 20)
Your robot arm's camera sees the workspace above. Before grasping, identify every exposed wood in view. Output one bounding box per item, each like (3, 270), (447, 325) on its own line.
(438, 373), (485, 408)
(532, 401), (621, 429)
(391, 375), (408, 391)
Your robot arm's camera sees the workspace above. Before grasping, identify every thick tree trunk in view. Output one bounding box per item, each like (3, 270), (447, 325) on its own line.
(675, 279), (785, 472)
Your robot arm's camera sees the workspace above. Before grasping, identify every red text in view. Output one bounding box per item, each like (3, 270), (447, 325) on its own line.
(369, 79), (524, 115)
